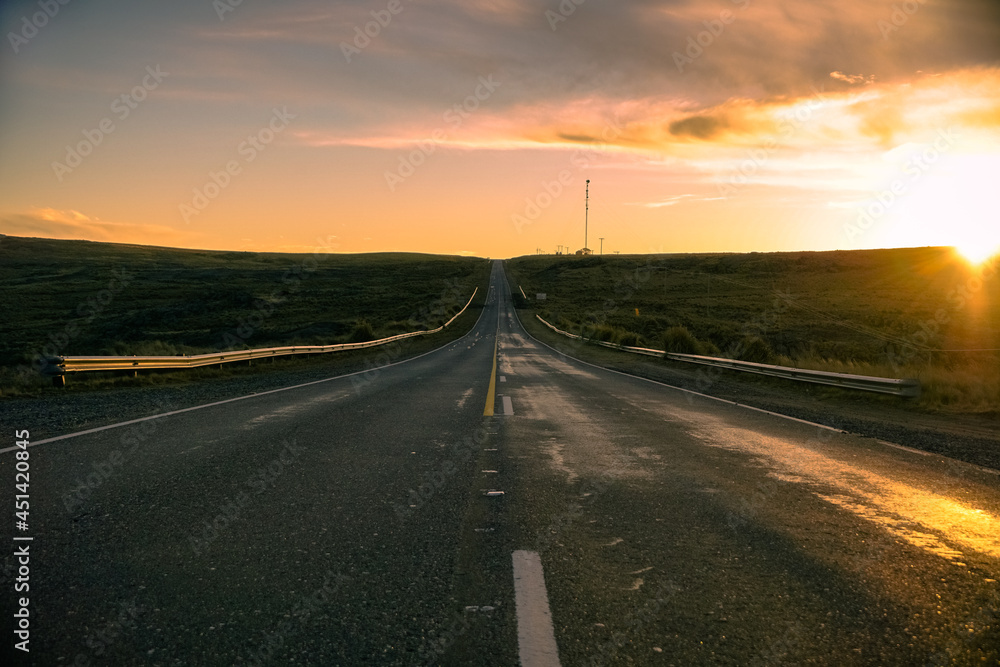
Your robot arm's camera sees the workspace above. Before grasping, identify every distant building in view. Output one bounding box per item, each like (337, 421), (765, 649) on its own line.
(575, 248), (592, 256)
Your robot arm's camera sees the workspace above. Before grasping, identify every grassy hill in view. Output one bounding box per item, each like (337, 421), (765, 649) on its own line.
(0, 236), (488, 392)
(506, 248), (999, 413)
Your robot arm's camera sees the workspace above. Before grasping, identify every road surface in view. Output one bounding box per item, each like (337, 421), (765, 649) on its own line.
(2, 261), (998, 664)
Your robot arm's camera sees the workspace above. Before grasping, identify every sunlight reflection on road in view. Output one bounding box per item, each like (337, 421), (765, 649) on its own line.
(695, 421), (1000, 564)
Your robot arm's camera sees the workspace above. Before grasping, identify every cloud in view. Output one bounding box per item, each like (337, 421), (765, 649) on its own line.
(288, 66), (1000, 165)
(0, 209), (197, 247)
(101, 0), (996, 135)
(636, 194), (694, 208)
(21, 0), (993, 151)
(669, 115), (731, 140)
(557, 68), (1000, 151)
(629, 195), (726, 208)
(830, 71), (875, 85)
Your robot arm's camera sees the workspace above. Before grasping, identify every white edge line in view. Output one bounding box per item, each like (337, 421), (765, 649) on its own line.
(873, 439), (1000, 480)
(878, 440), (932, 456)
(505, 298), (843, 434)
(504, 287), (1000, 477)
(1, 285), (491, 455)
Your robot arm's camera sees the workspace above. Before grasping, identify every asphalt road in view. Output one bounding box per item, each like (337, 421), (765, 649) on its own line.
(2, 261), (998, 665)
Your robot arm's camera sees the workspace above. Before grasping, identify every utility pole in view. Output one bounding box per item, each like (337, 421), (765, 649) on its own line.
(585, 179), (590, 252)
(599, 237), (604, 255)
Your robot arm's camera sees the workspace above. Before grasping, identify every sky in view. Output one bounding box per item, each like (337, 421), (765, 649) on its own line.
(1, 0), (998, 259)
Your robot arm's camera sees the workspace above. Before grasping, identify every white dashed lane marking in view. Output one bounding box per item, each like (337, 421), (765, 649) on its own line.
(512, 550), (561, 667)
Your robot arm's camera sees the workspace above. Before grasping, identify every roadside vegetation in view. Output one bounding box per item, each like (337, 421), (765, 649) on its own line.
(0, 236), (489, 395)
(507, 248), (999, 414)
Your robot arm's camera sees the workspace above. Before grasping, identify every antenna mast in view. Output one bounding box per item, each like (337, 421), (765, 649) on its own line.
(585, 179), (590, 252)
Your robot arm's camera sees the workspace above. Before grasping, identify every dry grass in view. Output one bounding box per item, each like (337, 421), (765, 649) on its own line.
(509, 247), (1000, 415)
(0, 236), (489, 396)
(776, 354), (1000, 414)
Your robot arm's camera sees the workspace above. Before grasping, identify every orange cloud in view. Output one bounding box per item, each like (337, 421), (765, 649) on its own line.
(0, 209), (198, 247)
(830, 71), (876, 86)
(522, 67), (1000, 154)
(290, 67), (1000, 160)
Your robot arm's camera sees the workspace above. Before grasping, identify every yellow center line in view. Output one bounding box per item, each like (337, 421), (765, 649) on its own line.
(484, 335), (499, 416)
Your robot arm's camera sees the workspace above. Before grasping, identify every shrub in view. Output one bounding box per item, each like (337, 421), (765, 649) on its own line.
(735, 335), (775, 364)
(662, 326), (701, 355)
(581, 323), (618, 342)
(617, 331), (642, 347)
(349, 319), (376, 342)
(699, 339), (721, 356)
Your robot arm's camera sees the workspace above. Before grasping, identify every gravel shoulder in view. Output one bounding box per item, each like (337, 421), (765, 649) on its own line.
(515, 310), (1000, 473)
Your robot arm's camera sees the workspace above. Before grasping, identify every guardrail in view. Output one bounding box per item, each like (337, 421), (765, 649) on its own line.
(535, 315), (921, 398)
(42, 289), (478, 385)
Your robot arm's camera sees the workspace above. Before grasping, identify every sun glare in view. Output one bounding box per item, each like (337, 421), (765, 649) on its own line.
(875, 153), (999, 264)
(955, 239), (1000, 265)
(947, 157), (1000, 264)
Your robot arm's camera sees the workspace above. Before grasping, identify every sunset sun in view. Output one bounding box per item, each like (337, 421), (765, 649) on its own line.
(877, 153), (999, 264)
(955, 237), (1000, 264)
